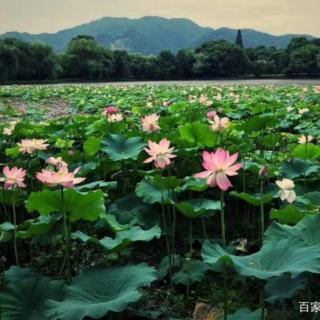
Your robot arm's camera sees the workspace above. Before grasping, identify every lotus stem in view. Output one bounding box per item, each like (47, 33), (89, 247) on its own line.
(12, 195), (20, 266)
(260, 181), (265, 247)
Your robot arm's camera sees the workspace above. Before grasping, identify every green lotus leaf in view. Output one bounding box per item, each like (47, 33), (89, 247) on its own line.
(101, 133), (144, 161)
(230, 191), (273, 206)
(270, 205), (305, 224)
(265, 274), (307, 304)
(83, 137), (101, 156)
(228, 308), (262, 320)
(175, 199), (220, 219)
(281, 158), (319, 179)
(172, 260), (210, 285)
(292, 143), (320, 160)
(0, 266), (64, 320)
(202, 215), (320, 280)
(26, 189), (106, 222)
(179, 121), (218, 147)
(44, 263), (157, 320)
(135, 176), (174, 204)
(72, 224), (161, 251)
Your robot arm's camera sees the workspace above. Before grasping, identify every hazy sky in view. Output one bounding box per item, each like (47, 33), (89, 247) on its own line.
(1, 0), (319, 36)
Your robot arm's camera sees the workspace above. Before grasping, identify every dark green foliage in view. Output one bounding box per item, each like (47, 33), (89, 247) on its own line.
(0, 33), (319, 82)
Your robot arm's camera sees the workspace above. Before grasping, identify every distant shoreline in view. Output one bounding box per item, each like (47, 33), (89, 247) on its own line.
(2, 79), (320, 87)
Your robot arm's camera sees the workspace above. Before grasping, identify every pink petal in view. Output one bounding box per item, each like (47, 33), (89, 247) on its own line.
(216, 172), (233, 191)
(194, 171), (211, 179)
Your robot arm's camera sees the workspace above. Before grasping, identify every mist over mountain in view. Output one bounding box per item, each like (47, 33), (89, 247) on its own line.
(0, 16), (314, 54)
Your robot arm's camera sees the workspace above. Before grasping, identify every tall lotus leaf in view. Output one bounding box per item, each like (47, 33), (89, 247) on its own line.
(172, 260), (210, 285)
(179, 121), (217, 147)
(292, 143), (320, 160)
(238, 114), (277, 132)
(83, 137), (101, 156)
(0, 266), (64, 320)
(72, 225), (161, 251)
(135, 176), (173, 204)
(17, 215), (60, 239)
(26, 189), (106, 222)
(175, 199), (220, 219)
(264, 213), (320, 245)
(265, 274), (307, 304)
(282, 158), (319, 179)
(101, 133), (144, 161)
(230, 191), (273, 206)
(202, 215), (320, 280)
(228, 308), (262, 320)
(270, 205), (305, 224)
(44, 263), (157, 320)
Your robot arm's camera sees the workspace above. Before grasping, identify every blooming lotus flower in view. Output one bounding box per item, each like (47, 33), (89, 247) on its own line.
(276, 178), (296, 203)
(0, 166), (26, 190)
(102, 106), (118, 115)
(144, 138), (176, 169)
(18, 139), (49, 154)
(299, 108), (310, 115)
(298, 135), (313, 144)
(36, 166), (86, 188)
(194, 148), (242, 191)
(47, 156), (68, 169)
(215, 93), (222, 101)
(3, 127), (14, 136)
(207, 111), (217, 120)
(142, 113), (161, 133)
(210, 115), (230, 132)
(199, 95), (209, 104)
(162, 101), (170, 107)
(3, 120), (19, 136)
(286, 107), (294, 112)
(107, 113), (123, 123)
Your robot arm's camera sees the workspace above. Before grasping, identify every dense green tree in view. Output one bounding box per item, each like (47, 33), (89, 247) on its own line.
(286, 44), (319, 76)
(61, 36), (114, 79)
(235, 30), (244, 48)
(112, 50), (130, 79)
(1, 35), (319, 82)
(156, 50), (177, 79)
(176, 48), (196, 78)
(193, 40), (249, 77)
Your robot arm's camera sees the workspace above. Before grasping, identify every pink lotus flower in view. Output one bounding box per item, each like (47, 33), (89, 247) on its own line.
(142, 113), (161, 133)
(36, 166), (86, 188)
(276, 178), (296, 203)
(144, 138), (176, 169)
(199, 95), (209, 104)
(0, 166), (26, 190)
(162, 101), (170, 107)
(47, 156), (68, 169)
(18, 139), (49, 154)
(210, 115), (230, 132)
(103, 106), (118, 115)
(194, 148), (242, 191)
(207, 111), (217, 121)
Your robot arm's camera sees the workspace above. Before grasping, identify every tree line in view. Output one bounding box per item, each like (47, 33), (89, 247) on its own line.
(0, 32), (320, 82)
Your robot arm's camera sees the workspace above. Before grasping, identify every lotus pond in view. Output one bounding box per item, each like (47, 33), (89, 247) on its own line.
(0, 84), (320, 320)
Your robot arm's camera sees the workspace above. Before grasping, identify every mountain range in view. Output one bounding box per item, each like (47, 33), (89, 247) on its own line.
(0, 16), (315, 54)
